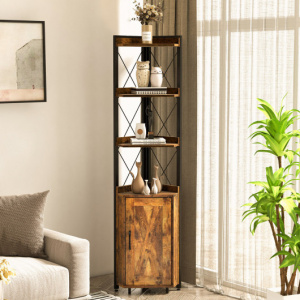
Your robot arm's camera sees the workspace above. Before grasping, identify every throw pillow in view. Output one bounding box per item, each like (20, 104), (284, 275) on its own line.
(0, 191), (49, 257)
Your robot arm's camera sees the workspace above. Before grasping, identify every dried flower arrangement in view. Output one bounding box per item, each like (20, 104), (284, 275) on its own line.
(131, 1), (163, 25)
(0, 259), (16, 285)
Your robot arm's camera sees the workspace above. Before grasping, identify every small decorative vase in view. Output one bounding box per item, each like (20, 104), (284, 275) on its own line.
(135, 123), (146, 139)
(0, 281), (3, 300)
(143, 180), (150, 195)
(130, 162), (144, 194)
(150, 67), (163, 87)
(151, 178), (158, 194)
(142, 24), (152, 44)
(136, 61), (150, 87)
(151, 165), (162, 193)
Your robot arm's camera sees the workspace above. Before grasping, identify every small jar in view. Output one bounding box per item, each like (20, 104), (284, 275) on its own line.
(135, 123), (146, 139)
(136, 61), (150, 87)
(150, 67), (163, 87)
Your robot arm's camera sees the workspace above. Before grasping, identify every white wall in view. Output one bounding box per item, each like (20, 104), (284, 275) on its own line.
(0, 0), (141, 276)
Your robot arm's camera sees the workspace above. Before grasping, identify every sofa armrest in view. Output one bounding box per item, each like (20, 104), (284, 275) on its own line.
(44, 228), (90, 299)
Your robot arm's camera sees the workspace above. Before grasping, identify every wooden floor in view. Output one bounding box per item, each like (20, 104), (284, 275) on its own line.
(90, 274), (233, 299)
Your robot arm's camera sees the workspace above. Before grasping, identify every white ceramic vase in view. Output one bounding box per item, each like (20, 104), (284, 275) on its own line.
(150, 67), (163, 87)
(135, 123), (146, 139)
(143, 180), (150, 195)
(136, 61), (150, 87)
(267, 288), (300, 299)
(151, 178), (158, 194)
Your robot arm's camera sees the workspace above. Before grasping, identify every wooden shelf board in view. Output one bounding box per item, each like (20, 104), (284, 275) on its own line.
(117, 191), (178, 197)
(116, 43), (180, 47)
(116, 88), (180, 98)
(116, 136), (180, 148)
(118, 143), (179, 148)
(118, 93), (179, 98)
(117, 185), (179, 195)
(115, 36), (181, 47)
(119, 284), (178, 288)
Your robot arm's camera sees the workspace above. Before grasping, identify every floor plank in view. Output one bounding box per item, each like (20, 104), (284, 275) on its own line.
(90, 274), (233, 299)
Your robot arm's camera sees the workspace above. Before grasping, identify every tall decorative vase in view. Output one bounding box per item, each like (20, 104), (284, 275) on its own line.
(143, 180), (150, 195)
(136, 61), (150, 87)
(151, 178), (158, 194)
(142, 24), (152, 44)
(151, 165), (162, 193)
(0, 281), (3, 300)
(150, 67), (163, 87)
(130, 162), (144, 194)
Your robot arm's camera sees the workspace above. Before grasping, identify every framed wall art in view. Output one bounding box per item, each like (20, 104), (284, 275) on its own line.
(0, 20), (46, 104)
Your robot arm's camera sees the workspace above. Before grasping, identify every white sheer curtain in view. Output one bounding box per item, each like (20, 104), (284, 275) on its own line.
(197, 0), (298, 298)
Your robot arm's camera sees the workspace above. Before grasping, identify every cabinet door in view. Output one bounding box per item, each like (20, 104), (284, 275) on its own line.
(126, 197), (172, 286)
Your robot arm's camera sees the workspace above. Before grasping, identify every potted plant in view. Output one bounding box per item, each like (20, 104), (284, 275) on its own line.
(243, 96), (300, 298)
(0, 259), (16, 300)
(131, 0), (163, 44)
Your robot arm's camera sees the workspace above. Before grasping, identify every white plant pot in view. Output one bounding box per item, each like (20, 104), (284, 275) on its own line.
(267, 288), (300, 299)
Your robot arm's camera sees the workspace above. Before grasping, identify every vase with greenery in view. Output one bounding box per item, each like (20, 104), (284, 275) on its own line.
(243, 96), (300, 297)
(131, 0), (163, 44)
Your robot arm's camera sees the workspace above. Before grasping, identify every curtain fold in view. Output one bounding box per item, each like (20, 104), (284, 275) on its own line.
(197, 0), (298, 298)
(150, 0), (198, 284)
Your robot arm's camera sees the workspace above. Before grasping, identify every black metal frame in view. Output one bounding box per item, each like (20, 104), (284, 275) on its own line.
(113, 35), (182, 291)
(0, 20), (47, 104)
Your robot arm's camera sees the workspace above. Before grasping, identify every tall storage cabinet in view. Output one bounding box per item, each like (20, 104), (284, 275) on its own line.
(113, 36), (181, 294)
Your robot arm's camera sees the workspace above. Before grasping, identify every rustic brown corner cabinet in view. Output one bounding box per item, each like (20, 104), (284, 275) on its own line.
(113, 36), (181, 294)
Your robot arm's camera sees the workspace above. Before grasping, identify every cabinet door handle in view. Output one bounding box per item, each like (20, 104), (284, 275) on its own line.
(129, 230), (131, 250)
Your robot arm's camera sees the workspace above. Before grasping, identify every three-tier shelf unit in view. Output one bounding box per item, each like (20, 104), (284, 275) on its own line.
(113, 35), (181, 294)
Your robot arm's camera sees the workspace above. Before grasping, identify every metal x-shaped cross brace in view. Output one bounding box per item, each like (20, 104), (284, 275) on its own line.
(151, 148), (178, 185)
(118, 52), (142, 88)
(118, 100), (142, 137)
(151, 100), (177, 137)
(151, 51), (178, 88)
(119, 149), (142, 186)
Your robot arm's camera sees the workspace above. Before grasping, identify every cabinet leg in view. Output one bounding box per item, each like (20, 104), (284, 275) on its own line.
(128, 288), (131, 295)
(176, 283), (181, 290)
(114, 284), (119, 292)
(166, 288), (169, 294)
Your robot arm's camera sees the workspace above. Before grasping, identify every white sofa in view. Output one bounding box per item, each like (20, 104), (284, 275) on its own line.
(2, 229), (90, 300)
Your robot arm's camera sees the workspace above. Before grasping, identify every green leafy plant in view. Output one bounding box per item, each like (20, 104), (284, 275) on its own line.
(243, 96), (300, 295)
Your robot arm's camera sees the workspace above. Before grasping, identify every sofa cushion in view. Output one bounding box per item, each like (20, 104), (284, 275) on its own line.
(2, 256), (69, 300)
(0, 191), (49, 257)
